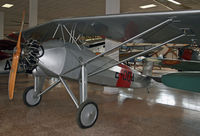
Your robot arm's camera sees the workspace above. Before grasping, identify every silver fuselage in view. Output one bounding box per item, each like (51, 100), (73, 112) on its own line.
(36, 40), (150, 89)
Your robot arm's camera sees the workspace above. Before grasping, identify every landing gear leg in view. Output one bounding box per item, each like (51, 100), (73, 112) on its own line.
(146, 87), (150, 94)
(23, 76), (45, 107)
(77, 65), (98, 128)
(26, 65), (98, 128)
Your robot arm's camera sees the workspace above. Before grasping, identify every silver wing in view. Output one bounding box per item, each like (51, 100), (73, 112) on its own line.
(22, 10), (200, 44)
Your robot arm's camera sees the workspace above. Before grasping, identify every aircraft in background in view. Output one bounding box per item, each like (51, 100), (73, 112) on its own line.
(0, 40), (16, 73)
(0, 39), (26, 73)
(5, 10), (200, 128)
(146, 44), (200, 93)
(148, 42), (200, 70)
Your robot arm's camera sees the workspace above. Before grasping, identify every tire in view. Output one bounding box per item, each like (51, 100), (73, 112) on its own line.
(76, 100), (98, 129)
(23, 86), (42, 107)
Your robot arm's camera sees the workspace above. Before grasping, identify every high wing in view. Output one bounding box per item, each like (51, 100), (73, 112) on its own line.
(22, 10), (200, 44)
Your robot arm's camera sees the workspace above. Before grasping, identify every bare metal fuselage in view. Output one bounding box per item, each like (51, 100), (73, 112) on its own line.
(35, 40), (150, 89)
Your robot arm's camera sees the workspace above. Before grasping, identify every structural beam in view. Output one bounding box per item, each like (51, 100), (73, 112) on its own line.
(29, 0), (38, 28)
(106, 0), (120, 14)
(104, 0), (120, 94)
(105, 0), (120, 61)
(0, 12), (4, 39)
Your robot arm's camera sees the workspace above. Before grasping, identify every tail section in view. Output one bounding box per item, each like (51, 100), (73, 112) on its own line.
(142, 59), (154, 76)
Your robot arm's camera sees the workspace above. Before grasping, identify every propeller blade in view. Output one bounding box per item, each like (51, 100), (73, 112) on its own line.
(8, 11), (25, 100)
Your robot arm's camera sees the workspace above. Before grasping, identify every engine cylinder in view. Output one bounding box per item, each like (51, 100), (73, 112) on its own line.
(21, 40), (44, 73)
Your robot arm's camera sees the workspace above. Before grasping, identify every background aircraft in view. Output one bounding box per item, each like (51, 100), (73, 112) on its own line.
(0, 39), (16, 73)
(146, 45), (200, 93)
(148, 43), (200, 70)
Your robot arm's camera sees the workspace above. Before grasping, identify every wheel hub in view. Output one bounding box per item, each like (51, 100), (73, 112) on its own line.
(80, 104), (97, 126)
(26, 88), (40, 106)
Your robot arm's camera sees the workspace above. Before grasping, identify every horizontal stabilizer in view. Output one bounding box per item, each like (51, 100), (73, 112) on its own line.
(161, 72), (200, 93)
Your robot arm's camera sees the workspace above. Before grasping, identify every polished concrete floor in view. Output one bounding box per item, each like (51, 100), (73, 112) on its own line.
(0, 73), (200, 136)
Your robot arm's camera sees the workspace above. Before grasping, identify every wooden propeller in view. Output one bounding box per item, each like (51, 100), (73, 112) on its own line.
(8, 11), (25, 100)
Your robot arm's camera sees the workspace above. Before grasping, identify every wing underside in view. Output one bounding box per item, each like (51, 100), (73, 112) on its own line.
(22, 10), (200, 44)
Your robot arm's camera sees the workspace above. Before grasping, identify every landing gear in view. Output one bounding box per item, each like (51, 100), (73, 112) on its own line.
(23, 65), (99, 128)
(23, 86), (42, 107)
(77, 100), (98, 128)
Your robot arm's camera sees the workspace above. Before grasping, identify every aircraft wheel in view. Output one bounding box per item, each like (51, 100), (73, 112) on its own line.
(23, 86), (42, 107)
(77, 100), (98, 128)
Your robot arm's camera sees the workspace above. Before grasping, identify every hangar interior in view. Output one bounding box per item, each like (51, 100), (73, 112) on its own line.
(0, 0), (200, 136)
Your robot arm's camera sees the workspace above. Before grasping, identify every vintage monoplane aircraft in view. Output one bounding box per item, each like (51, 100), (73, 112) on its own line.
(7, 10), (200, 128)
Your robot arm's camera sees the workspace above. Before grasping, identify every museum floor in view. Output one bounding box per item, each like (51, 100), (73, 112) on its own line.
(0, 73), (200, 136)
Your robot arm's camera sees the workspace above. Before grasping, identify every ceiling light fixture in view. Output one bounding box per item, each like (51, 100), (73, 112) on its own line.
(140, 4), (157, 9)
(167, 0), (181, 5)
(2, 4), (14, 8)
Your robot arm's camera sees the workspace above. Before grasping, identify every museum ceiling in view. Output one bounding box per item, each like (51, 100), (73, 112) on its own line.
(0, 0), (200, 35)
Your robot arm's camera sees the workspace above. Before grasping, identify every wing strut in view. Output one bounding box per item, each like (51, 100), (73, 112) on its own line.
(63, 18), (174, 75)
(88, 33), (186, 77)
(63, 25), (81, 50)
(85, 18), (173, 64)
